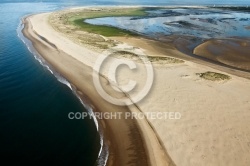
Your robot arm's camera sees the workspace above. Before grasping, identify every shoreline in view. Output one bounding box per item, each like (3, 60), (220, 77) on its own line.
(22, 14), (174, 166)
(22, 7), (250, 166)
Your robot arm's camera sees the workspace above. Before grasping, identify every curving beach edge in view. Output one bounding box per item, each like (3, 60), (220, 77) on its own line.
(22, 7), (250, 166)
(22, 10), (175, 166)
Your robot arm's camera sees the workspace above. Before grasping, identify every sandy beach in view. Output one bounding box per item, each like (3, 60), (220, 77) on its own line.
(194, 38), (250, 71)
(22, 12), (174, 166)
(23, 7), (250, 166)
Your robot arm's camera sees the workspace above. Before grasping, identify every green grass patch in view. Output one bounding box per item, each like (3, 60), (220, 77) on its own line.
(110, 51), (184, 64)
(147, 56), (184, 63)
(73, 19), (138, 37)
(110, 51), (141, 60)
(197, 71), (231, 81)
(68, 8), (147, 37)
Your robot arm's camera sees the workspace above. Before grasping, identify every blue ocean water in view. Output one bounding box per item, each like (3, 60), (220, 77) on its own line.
(0, 0), (249, 166)
(0, 2), (101, 166)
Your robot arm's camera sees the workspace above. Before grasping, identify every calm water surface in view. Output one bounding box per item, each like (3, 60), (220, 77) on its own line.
(85, 8), (250, 39)
(0, 2), (101, 166)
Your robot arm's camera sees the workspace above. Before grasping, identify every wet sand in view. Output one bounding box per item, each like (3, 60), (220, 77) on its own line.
(194, 38), (250, 71)
(23, 7), (250, 166)
(22, 14), (174, 166)
(112, 36), (250, 79)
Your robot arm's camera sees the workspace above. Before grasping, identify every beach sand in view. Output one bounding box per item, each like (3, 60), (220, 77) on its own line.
(194, 38), (250, 71)
(22, 13), (174, 166)
(111, 36), (250, 79)
(23, 7), (250, 166)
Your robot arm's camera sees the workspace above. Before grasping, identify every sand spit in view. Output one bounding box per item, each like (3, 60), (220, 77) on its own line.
(23, 7), (250, 166)
(22, 13), (174, 166)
